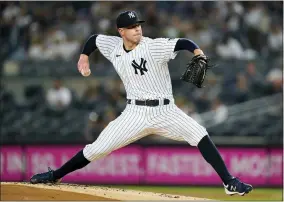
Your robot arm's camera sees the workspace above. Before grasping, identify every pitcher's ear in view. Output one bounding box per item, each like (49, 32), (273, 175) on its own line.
(118, 28), (124, 36)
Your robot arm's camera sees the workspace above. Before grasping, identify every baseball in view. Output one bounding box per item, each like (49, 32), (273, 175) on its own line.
(81, 69), (91, 77)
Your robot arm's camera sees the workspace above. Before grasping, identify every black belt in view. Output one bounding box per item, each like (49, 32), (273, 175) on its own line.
(127, 99), (170, 106)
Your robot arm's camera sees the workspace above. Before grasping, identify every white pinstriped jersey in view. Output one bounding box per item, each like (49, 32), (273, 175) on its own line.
(83, 34), (208, 161)
(96, 34), (179, 100)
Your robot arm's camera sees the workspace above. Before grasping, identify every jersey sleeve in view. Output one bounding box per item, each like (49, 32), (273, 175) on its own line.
(148, 38), (179, 63)
(96, 34), (121, 61)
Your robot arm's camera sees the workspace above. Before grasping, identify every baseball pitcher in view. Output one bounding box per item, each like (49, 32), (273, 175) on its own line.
(30, 11), (252, 196)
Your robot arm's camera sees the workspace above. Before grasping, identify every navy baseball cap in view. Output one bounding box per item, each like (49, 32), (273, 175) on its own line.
(116, 11), (145, 28)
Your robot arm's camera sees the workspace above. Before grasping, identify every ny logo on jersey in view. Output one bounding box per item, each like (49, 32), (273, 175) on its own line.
(128, 12), (135, 18)
(131, 58), (148, 75)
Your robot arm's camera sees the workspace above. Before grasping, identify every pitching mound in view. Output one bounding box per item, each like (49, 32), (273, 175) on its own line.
(1, 182), (211, 201)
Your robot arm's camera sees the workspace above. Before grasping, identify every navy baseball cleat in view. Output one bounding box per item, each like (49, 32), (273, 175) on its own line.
(30, 167), (61, 184)
(223, 177), (253, 196)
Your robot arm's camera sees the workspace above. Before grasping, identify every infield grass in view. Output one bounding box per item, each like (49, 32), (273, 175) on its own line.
(109, 185), (283, 201)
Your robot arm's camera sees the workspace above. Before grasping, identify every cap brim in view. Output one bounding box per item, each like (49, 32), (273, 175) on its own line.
(137, 20), (145, 24)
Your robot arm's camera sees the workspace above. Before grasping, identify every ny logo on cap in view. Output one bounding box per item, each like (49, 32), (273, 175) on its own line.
(128, 12), (135, 18)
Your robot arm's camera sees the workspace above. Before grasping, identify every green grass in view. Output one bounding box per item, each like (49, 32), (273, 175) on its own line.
(108, 185), (283, 201)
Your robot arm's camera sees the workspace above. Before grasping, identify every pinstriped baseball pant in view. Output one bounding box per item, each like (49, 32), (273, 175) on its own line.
(83, 102), (208, 161)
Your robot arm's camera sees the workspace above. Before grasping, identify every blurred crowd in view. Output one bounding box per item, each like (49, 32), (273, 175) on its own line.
(1, 1), (282, 62)
(0, 1), (283, 143)
(1, 63), (282, 142)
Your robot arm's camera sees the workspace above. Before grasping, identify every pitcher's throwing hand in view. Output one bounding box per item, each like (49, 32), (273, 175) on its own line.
(78, 54), (91, 76)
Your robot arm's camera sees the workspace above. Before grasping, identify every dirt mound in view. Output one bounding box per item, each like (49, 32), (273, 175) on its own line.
(1, 184), (113, 201)
(1, 182), (212, 201)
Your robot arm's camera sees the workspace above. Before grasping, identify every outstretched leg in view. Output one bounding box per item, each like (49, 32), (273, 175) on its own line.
(151, 104), (253, 195)
(197, 135), (252, 196)
(30, 106), (150, 184)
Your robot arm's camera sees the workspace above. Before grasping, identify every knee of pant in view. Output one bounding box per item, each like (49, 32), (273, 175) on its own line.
(83, 144), (113, 161)
(185, 131), (208, 147)
(194, 132), (208, 146)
